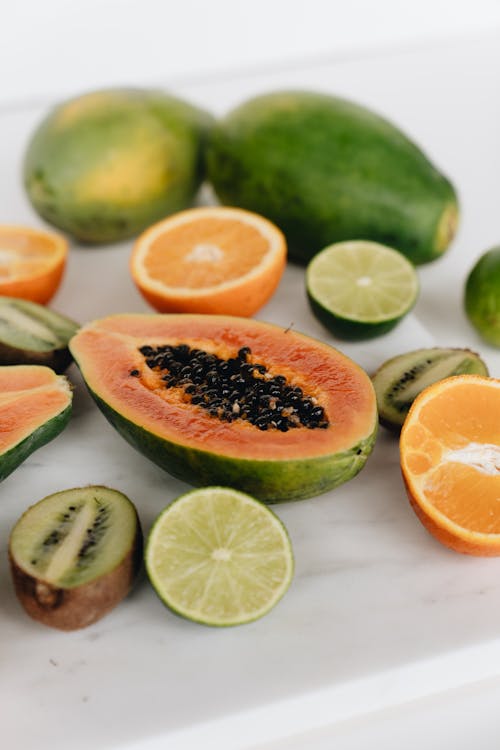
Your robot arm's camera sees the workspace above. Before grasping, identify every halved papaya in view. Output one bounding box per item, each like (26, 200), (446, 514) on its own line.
(0, 365), (72, 481)
(70, 314), (377, 501)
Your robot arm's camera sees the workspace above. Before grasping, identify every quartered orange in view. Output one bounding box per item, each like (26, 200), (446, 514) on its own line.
(400, 374), (500, 555)
(0, 225), (68, 304)
(130, 206), (286, 316)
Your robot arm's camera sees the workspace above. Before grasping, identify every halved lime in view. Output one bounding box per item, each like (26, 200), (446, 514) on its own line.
(145, 487), (294, 626)
(306, 240), (419, 340)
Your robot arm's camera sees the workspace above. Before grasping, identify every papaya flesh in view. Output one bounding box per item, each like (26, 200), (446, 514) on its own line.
(0, 365), (72, 481)
(206, 90), (459, 265)
(70, 314), (377, 502)
(24, 88), (214, 244)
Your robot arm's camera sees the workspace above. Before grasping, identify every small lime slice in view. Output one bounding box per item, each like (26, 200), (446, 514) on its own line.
(145, 487), (294, 626)
(306, 240), (419, 340)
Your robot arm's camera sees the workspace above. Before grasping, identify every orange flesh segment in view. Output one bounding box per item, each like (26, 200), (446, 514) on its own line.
(130, 208), (286, 317)
(0, 229), (63, 279)
(418, 382), (500, 449)
(71, 315), (376, 460)
(423, 464), (500, 534)
(0, 226), (67, 305)
(144, 217), (270, 289)
(401, 377), (500, 537)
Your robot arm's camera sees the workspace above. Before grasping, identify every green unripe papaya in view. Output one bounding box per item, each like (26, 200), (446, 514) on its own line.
(24, 88), (214, 244)
(206, 91), (459, 265)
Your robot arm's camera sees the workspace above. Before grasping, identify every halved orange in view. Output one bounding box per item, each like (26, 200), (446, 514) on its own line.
(400, 374), (500, 556)
(0, 225), (68, 304)
(130, 206), (287, 316)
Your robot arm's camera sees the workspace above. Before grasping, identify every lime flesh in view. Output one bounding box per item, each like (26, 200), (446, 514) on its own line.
(306, 240), (419, 340)
(145, 487), (294, 626)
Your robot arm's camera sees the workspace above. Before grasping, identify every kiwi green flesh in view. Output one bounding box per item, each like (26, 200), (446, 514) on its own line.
(9, 486), (140, 588)
(372, 348), (488, 430)
(0, 297), (78, 354)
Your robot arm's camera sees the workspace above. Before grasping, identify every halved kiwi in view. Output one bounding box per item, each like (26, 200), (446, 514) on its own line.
(0, 297), (79, 372)
(9, 486), (142, 630)
(372, 347), (489, 432)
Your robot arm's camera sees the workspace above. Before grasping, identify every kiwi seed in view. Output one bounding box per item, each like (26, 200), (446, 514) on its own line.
(8, 486), (142, 630)
(372, 347), (489, 432)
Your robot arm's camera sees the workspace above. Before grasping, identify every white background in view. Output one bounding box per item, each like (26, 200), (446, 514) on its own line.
(3, 0), (500, 107)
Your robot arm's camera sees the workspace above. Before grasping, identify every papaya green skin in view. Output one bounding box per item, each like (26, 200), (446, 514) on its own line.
(24, 89), (214, 244)
(90, 391), (377, 503)
(0, 403), (72, 481)
(206, 91), (459, 265)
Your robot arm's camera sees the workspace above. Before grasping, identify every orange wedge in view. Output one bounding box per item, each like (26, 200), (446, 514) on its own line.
(130, 206), (287, 316)
(400, 374), (500, 556)
(0, 225), (68, 304)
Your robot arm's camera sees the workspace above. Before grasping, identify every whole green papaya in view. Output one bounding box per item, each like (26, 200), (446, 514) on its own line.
(24, 88), (213, 244)
(206, 91), (458, 264)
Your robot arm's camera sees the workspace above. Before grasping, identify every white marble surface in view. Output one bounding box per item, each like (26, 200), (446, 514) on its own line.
(2, 33), (500, 750)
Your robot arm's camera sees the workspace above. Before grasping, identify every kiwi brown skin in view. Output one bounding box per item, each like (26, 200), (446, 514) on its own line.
(9, 515), (143, 631)
(0, 341), (73, 374)
(377, 411), (405, 435)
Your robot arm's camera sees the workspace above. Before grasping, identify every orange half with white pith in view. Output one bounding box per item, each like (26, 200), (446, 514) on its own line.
(0, 225), (68, 304)
(400, 374), (500, 555)
(130, 206), (287, 316)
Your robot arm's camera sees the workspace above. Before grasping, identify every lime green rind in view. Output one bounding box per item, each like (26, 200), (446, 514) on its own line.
(465, 246), (500, 347)
(24, 88), (214, 244)
(306, 241), (419, 340)
(0, 402), (72, 481)
(147, 559), (293, 626)
(145, 487), (294, 626)
(88, 390), (377, 503)
(307, 291), (406, 341)
(207, 90), (459, 265)
(147, 564), (293, 627)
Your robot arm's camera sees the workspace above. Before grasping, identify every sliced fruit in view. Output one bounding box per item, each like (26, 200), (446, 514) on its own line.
(0, 365), (72, 481)
(306, 241), (419, 340)
(400, 374), (500, 555)
(24, 88), (214, 243)
(146, 486), (293, 626)
(69, 314), (378, 502)
(207, 90), (459, 265)
(373, 348), (489, 432)
(0, 225), (67, 304)
(464, 246), (500, 347)
(0, 296), (79, 372)
(9, 486), (142, 630)
(130, 206), (287, 316)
